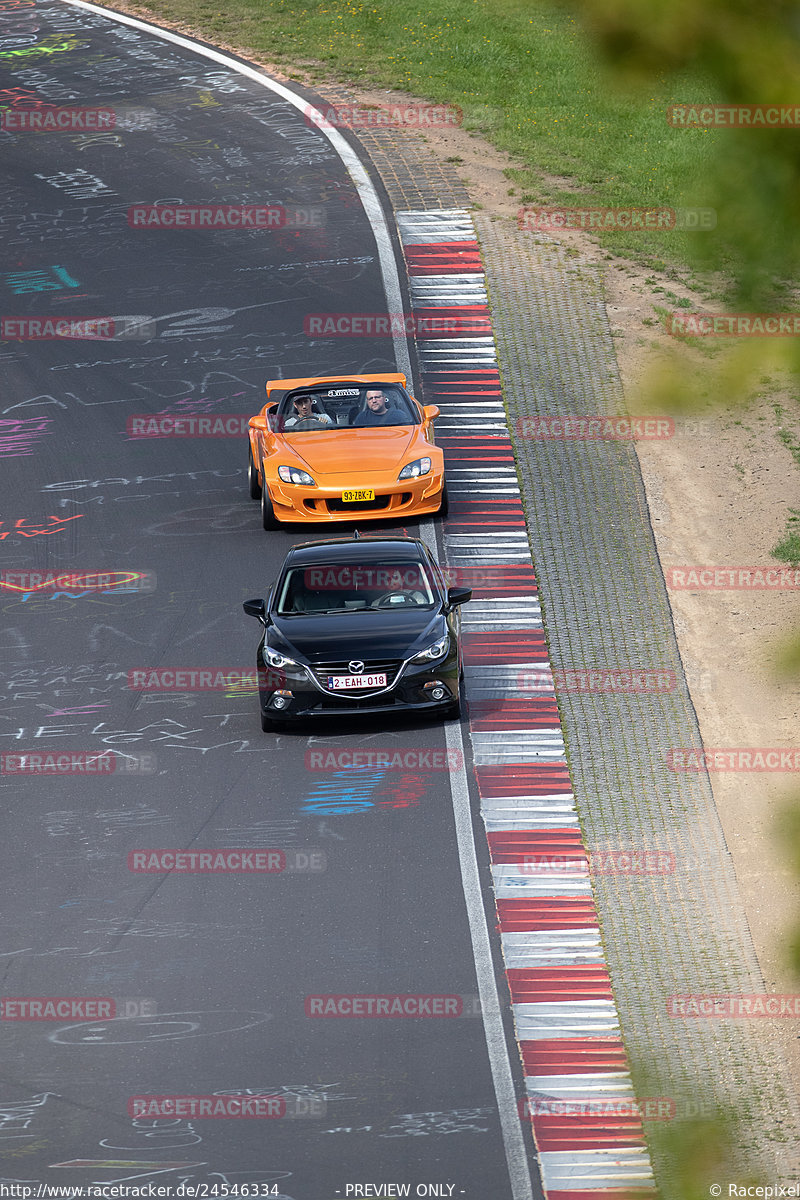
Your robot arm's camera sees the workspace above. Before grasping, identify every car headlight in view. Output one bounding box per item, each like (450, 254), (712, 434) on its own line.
(278, 465), (316, 486)
(265, 646), (300, 670)
(398, 457), (431, 480)
(411, 633), (450, 663)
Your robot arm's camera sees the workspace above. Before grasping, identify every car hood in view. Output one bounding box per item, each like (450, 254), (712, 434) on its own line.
(284, 428), (418, 475)
(270, 609), (443, 664)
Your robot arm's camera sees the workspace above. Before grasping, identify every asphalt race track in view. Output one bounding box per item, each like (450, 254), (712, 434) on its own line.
(0, 3), (541, 1196)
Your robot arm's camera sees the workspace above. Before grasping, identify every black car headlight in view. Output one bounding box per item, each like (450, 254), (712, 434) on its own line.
(265, 646), (301, 671)
(411, 633), (450, 663)
(398, 456), (431, 481)
(278, 465), (316, 486)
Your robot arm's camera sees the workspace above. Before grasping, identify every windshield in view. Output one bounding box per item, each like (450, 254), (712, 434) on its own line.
(276, 385), (418, 431)
(276, 560), (438, 615)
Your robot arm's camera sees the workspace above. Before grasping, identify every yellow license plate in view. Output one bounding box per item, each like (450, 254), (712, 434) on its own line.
(341, 489), (375, 502)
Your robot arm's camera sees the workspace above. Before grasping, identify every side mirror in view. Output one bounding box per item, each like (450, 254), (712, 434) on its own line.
(243, 598), (267, 624)
(446, 586), (472, 609)
(423, 404), (440, 421)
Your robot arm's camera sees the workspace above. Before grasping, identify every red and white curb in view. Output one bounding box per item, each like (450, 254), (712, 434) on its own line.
(397, 209), (657, 1198)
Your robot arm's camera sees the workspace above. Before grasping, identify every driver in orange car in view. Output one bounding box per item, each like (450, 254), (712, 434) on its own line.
(284, 393), (334, 428)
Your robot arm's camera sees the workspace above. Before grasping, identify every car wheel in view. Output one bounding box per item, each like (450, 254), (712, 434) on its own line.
(248, 446), (262, 499)
(444, 668), (464, 720)
(261, 484), (281, 530)
(436, 480), (449, 519)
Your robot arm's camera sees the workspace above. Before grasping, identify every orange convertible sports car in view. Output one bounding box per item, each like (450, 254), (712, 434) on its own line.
(246, 373), (447, 528)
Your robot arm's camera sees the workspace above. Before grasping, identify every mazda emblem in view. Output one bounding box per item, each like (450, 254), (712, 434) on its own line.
(348, 660), (365, 674)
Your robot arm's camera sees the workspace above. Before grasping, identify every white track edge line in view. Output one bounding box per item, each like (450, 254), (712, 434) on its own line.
(53, 9), (533, 1193)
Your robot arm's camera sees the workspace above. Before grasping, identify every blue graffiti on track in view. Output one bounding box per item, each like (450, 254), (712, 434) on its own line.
(300, 769), (387, 816)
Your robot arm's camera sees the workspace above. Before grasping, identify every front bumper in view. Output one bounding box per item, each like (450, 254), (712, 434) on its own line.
(256, 651), (459, 721)
(266, 472), (445, 523)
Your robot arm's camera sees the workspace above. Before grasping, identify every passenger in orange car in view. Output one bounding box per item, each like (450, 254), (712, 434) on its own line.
(352, 388), (407, 427)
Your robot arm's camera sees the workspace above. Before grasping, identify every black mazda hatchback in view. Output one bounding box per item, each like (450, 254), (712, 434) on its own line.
(243, 535), (470, 730)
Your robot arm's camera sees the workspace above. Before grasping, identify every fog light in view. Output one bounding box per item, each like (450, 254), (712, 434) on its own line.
(430, 686), (447, 700)
(424, 681), (448, 701)
(271, 691), (292, 710)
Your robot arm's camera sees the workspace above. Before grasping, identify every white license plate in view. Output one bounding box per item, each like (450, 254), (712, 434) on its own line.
(327, 673), (387, 691)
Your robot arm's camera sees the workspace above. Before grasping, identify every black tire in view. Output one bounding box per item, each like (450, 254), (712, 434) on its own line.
(444, 667), (464, 720)
(248, 446), (262, 499)
(436, 480), (449, 519)
(261, 484), (280, 530)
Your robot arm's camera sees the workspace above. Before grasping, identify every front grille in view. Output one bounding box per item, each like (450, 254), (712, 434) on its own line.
(326, 494), (391, 513)
(310, 658), (404, 694)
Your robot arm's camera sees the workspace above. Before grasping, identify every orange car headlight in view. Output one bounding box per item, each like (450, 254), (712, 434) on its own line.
(278, 465), (316, 486)
(398, 456), (432, 480)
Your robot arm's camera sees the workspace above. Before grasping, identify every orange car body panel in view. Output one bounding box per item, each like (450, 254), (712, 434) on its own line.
(248, 374), (445, 524)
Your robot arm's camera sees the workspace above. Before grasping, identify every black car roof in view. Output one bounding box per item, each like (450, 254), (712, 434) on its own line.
(283, 536), (429, 567)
